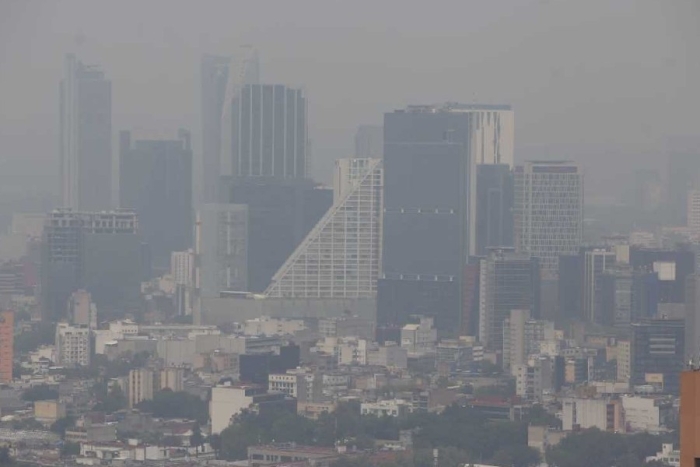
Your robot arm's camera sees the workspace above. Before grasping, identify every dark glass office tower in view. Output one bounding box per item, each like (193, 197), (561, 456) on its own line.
(60, 54), (112, 210)
(378, 106), (473, 337)
(631, 319), (684, 394)
(229, 84), (307, 179)
(475, 164), (514, 256)
(629, 247), (695, 304)
(119, 130), (193, 272)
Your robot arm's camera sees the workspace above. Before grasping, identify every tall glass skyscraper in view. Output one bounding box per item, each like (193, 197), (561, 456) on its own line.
(59, 54), (112, 210)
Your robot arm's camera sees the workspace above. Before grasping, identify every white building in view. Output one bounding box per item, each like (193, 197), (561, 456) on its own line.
(514, 161), (583, 276)
(264, 158), (383, 299)
(210, 383), (284, 434)
(562, 397), (624, 432)
(646, 444), (680, 467)
(621, 395), (672, 433)
(401, 317), (437, 357)
(360, 399), (411, 418)
(241, 316), (306, 337)
(616, 340), (631, 383)
(268, 368), (321, 403)
(55, 322), (90, 367)
(502, 310), (555, 373)
(171, 249), (195, 286)
(160, 367), (184, 392)
(513, 357), (552, 401)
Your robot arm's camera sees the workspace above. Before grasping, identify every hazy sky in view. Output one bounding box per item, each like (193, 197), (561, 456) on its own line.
(1, 0), (699, 202)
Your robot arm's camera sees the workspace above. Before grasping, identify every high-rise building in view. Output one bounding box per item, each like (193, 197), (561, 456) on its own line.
(630, 247), (695, 304)
(0, 311), (13, 383)
(514, 161), (584, 276)
(264, 158), (382, 298)
(219, 177), (332, 293)
(685, 274), (700, 359)
(478, 248), (541, 351)
(197, 204), (249, 297)
(67, 289), (96, 329)
(582, 248), (616, 324)
(631, 319), (684, 394)
(354, 125), (383, 159)
(59, 53), (112, 210)
(225, 84), (307, 179)
(502, 309), (554, 373)
(688, 190), (700, 234)
(475, 164), (514, 256)
(558, 254), (583, 322)
(40, 210), (143, 320)
(200, 48), (260, 203)
(668, 153), (700, 225)
(55, 322), (90, 367)
(600, 266), (659, 327)
(119, 130), (193, 271)
(128, 368), (154, 408)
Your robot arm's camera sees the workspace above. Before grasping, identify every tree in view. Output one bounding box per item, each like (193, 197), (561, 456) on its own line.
(14, 322), (55, 354)
(190, 422), (204, 452)
(136, 389), (208, 424)
(60, 441), (80, 457)
(490, 445), (540, 467)
(0, 446), (13, 465)
(92, 382), (127, 413)
(50, 416), (76, 438)
(22, 384), (58, 401)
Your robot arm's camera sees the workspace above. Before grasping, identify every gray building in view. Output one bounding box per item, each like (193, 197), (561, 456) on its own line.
(119, 130), (193, 271)
(228, 84), (307, 179)
(354, 125), (383, 159)
(200, 49), (259, 204)
(59, 53), (112, 210)
(478, 248), (540, 351)
(631, 319), (684, 394)
(475, 164), (514, 256)
(514, 161), (583, 277)
(41, 210), (143, 321)
(198, 204), (249, 297)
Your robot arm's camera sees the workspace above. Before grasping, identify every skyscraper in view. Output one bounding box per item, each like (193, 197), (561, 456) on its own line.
(119, 130), (193, 271)
(378, 103), (513, 336)
(478, 248), (540, 351)
(514, 161), (584, 276)
(0, 311), (13, 384)
(60, 53), (112, 210)
(582, 248), (616, 324)
(200, 48), (260, 203)
(40, 210), (143, 320)
(631, 319), (684, 394)
(474, 164), (514, 256)
(228, 84), (307, 179)
(264, 158), (382, 298)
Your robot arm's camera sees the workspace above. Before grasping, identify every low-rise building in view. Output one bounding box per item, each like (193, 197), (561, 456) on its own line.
(269, 368), (322, 403)
(645, 443), (679, 467)
(248, 444), (340, 467)
(400, 317), (437, 357)
(241, 316), (306, 337)
(34, 400), (66, 423)
(367, 342), (408, 369)
(210, 383), (295, 434)
(562, 397), (624, 432)
(55, 322), (90, 367)
(360, 399), (411, 418)
(621, 395), (673, 433)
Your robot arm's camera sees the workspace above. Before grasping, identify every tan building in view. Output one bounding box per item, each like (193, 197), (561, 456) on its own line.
(34, 400), (66, 423)
(128, 368), (154, 408)
(159, 367), (184, 392)
(0, 311), (13, 383)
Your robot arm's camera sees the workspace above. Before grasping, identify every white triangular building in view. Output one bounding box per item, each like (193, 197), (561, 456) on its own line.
(264, 158), (383, 298)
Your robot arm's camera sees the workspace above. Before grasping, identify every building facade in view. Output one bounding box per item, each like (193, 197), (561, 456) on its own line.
(128, 368), (154, 408)
(59, 53), (112, 210)
(0, 311), (13, 383)
(475, 164), (514, 256)
(514, 161), (583, 276)
(478, 248), (540, 350)
(55, 322), (90, 367)
(119, 130), (193, 270)
(264, 158), (382, 298)
(631, 319), (684, 394)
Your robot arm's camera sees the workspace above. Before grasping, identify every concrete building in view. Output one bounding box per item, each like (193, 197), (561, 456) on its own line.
(513, 357), (553, 402)
(41, 210), (143, 320)
(502, 309), (554, 372)
(55, 322), (90, 367)
(268, 368), (321, 403)
(59, 53), (111, 211)
(688, 190), (700, 234)
(646, 443), (680, 467)
(400, 317), (437, 357)
(68, 289), (96, 329)
(562, 397), (624, 432)
(210, 383), (295, 434)
(119, 129), (193, 270)
(241, 316), (306, 337)
(128, 368), (154, 408)
(368, 342), (408, 369)
(514, 161), (583, 276)
(0, 311), (13, 383)
(621, 395), (672, 433)
(171, 249), (196, 316)
(197, 203), (249, 297)
(265, 158), (383, 299)
(436, 336), (483, 375)
(34, 400), (66, 424)
(247, 444), (339, 467)
(159, 367), (184, 392)
(318, 316), (375, 340)
(616, 340), (632, 383)
(478, 248), (540, 351)
(360, 399), (411, 417)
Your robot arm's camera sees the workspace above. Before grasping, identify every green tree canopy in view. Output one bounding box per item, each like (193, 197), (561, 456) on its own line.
(22, 384), (58, 401)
